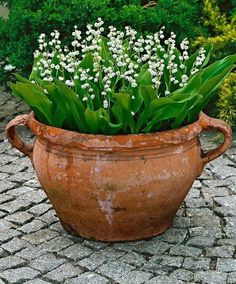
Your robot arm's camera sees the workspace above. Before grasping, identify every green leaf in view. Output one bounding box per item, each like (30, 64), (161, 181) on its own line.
(131, 87), (143, 113)
(98, 108), (122, 135)
(79, 53), (94, 71)
(35, 79), (70, 128)
(111, 93), (135, 133)
(188, 64), (236, 122)
(185, 44), (212, 76)
(144, 101), (187, 133)
(140, 85), (157, 108)
(29, 54), (43, 81)
(84, 107), (102, 134)
(89, 81), (102, 109)
(199, 54), (236, 84)
(136, 65), (152, 85)
(170, 72), (201, 97)
(11, 82), (53, 125)
(136, 97), (173, 132)
(54, 79), (87, 132)
(99, 36), (113, 62)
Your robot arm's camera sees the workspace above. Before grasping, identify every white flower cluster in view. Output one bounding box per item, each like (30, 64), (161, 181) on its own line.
(32, 19), (207, 110)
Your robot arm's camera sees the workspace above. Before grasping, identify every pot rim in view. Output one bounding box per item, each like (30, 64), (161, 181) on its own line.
(27, 112), (206, 150)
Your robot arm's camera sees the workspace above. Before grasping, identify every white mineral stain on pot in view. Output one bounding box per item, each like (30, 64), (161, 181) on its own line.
(97, 193), (113, 225)
(174, 146), (184, 155)
(156, 169), (171, 180)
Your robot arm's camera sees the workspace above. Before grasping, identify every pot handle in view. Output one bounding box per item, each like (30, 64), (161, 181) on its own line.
(5, 114), (34, 160)
(199, 113), (232, 165)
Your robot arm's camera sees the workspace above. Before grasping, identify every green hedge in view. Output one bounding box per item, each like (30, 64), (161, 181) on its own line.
(0, 0), (206, 84)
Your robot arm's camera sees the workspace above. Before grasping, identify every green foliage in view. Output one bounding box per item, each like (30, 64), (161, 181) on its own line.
(10, 21), (236, 135)
(193, 0), (236, 126)
(0, 0), (205, 85)
(217, 72), (236, 126)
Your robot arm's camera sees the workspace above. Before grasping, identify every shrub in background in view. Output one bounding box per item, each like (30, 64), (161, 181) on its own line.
(217, 73), (236, 127)
(0, 0), (205, 85)
(193, 0), (236, 127)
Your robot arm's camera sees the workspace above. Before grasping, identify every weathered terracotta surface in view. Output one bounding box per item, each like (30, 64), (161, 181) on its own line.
(5, 112), (232, 241)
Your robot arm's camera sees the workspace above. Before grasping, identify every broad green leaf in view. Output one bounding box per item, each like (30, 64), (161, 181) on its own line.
(15, 74), (45, 93)
(140, 85), (157, 108)
(112, 93), (135, 133)
(79, 53), (94, 70)
(188, 64), (236, 122)
(84, 107), (101, 134)
(200, 54), (236, 83)
(99, 36), (113, 62)
(54, 79), (87, 132)
(35, 79), (71, 128)
(136, 65), (152, 85)
(136, 97), (173, 132)
(170, 72), (201, 96)
(144, 101), (187, 133)
(171, 94), (201, 128)
(98, 108), (122, 135)
(185, 44), (212, 76)
(131, 87), (143, 113)
(89, 81), (102, 109)
(11, 82), (53, 125)
(29, 54), (43, 81)
(199, 65), (236, 96)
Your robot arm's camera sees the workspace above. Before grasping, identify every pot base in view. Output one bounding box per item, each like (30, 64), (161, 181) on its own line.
(59, 218), (173, 242)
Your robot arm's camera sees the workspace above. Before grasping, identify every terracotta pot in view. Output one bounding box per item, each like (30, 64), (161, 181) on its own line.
(5, 112), (232, 241)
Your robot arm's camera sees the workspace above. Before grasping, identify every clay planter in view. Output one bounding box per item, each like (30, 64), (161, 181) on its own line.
(6, 112), (231, 242)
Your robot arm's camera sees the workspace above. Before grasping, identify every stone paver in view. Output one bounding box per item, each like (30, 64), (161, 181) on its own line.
(1, 267), (41, 283)
(0, 90), (236, 283)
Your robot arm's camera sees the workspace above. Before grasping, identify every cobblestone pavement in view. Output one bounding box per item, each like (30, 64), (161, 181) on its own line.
(0, 88), (236, 284)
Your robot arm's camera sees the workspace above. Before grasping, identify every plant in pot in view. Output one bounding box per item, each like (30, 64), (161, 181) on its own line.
(6, 19), (235, 241)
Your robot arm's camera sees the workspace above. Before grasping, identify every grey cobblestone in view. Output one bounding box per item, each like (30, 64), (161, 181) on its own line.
(119, 251), (147, 267)
(44, 263), (83, 282)
(215, 205), (236, 217)
(169, 244), (203, 257)
(0, 228), (21, 243)
(38, 236), (74, 253)
(96, 260), (134, 281)
(117, 270), (153, 284)
(0, 255), (26, 270)
(0, 198), (32, 214)
(1, 237), (28, 254)
(29, 203), (52, 216)
(78, 247), (125, 270)
(182, 257), (210, 271)
(0, 93), (236, 283)
(5, 211), (34, 224)
(16, 245), (47, 260)
(58, 243), (93, 260)
(227, 272), (236, 284)
(29, 253), (65, 273)
(65, 272), (110, 284)
(170, 269), (194, 282)
(1, 267), (41, 283)
(194, 271), (228, 284)
(19, 219), (47, 233)
(21, 228), (58, 245)
(205, 245), (235, 258)
(25, 280), (50, 284)
(0, 180), (16, 193)
(146, 275), (184, 284)
(216, 258), (236, 272)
